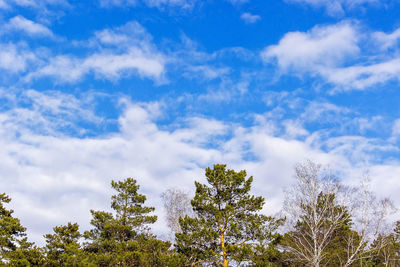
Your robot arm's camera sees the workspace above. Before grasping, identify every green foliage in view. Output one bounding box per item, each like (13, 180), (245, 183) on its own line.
(176, 164), (283, 266)
(0, 193), (44, 266)
(83, 177), (174, 266)
(282, 192), (357, 266)
(111, 178), (157, 232)
(0, 193), (27, 256)
(0, 164), (398, 266)
(323, 222), (361, 266)
(5, 238), (44, 266)
(369, 221), (400, 266)
(43, 222), (84, 266)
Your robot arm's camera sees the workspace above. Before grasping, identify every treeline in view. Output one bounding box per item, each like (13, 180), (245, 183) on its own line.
(1, 161), (399, 266)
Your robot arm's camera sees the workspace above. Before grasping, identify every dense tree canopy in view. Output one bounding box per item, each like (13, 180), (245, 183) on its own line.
(44, 222), (84, 266)
(175, 164), (284, 267)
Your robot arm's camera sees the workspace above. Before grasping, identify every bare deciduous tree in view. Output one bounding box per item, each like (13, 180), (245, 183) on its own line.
(161, 188), (193, 236)
(282, 160), (351, 267)
(342, 177), (396, 267)
(282, 161), (397, 267)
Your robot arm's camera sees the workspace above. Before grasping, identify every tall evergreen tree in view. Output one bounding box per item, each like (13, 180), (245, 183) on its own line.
(83, 178), (177, 266)
(175, 164), (283, 267)
(0, 193), (43, 265)
(43, 222), (84, 266)
(0, 193), (26, 258)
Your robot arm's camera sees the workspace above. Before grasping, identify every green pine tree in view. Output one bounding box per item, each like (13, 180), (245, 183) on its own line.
(83, 178), (177, 266)
(175, 164), (283, 267)
(43, 222), (84, 266)
(0, 193), (44, 266)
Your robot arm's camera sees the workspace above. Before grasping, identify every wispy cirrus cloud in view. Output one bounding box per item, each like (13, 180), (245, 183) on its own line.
(28, 21), (166, 83)
(240, 12), (261, 24)
(168, 34), (256, 85)
(0, 43), (37, 73)
(391, 119), (400, 141)
(144, 0), (197, 9)
(99, 0), (252, 10)
(99, 0), (137, 7)
(0, 0), (8, 8)
(29, 50), (165, 82)
(0, 89), (102, 136)
(286, 0), (381, 16)
(320, 58), (400, 89)
(0, 0), (69, 10)
(184, 65), (230, 80)
(99, 0), (197, 9)
(4, 16), (54, 37)
(372, 28), (400, 50)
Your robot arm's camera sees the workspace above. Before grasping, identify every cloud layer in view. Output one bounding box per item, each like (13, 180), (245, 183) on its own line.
(0, 0), (399, 248)
(0, 21), (166, 83)
(1, 89), (399, 244)
(262, 22), (400, 91)
(5, 16), (54, 37)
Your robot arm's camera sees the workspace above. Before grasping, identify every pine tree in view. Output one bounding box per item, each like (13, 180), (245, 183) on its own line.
(0, 193), (44, 265)
(111, 178), (157, 235)
(43, 222), (84, 266)
(0, 193), (26, 257)
(175, 164), (283, 267)
(83, 178), (175, 266)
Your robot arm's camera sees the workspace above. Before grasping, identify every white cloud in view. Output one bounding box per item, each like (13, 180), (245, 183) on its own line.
(373, 27), (400, 50)
(144, 0), (196, 9)
(355, 116), (383, 133)
(286, 0), (380, 16)
(321, 58), (400, 90)
(86, 50), (164, 79)
(282, 120), (309, 138)
(391, 119), (400, 140)
(0, 0), (9, 8)
(0, 95), (225, 243)
(29, 50), (165, 82)
(28, 21), (166, 82)
(99, 0), (197, 9)
(5, 16), (53, 37)
(99, 0), (137, 7)
(99, 0), (248, 9)
(0, 88), (101, 136)
(240, 12), (261, 24)
(29, 55), (84, 82)
(0, 0), (69, 9)
(1, 90), (399, 245)
(94, 21), (156, 52)
(262, 22), (400, 91)
(262, 22), (359, 73)
(0, 43), (36, 73)
(167, 35), (256, 88)
(184, 65), (230, 80)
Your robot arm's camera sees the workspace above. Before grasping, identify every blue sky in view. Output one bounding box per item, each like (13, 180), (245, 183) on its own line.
(1, 0), (400, 243)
